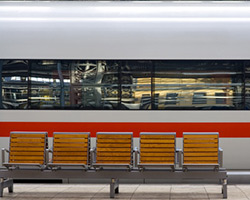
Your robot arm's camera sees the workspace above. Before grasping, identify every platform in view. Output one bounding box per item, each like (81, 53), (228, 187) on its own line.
(0, 183), (250, 200)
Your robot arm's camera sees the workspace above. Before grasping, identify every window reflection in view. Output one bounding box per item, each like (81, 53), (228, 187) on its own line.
(154, 61), (244, 110)
(30, 61), (70, 109)
(70, 61), (119, 109)
(1, 60), (28, 109)
(121, 61), (152, 109)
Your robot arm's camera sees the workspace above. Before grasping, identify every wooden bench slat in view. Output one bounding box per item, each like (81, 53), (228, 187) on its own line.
(54, 143), (89, 148)
(141, 157), (175, 161)
(97, 144), (131, 148)
(184, 135), (218, 139)
(9, 156), (44, 161)
(11, 138), (45, 143)
(97, 152), (131, 157)
(184, 157), (218, 161)
(185, 153), (218, 156)
(97, 135), (131, 139)
(53, 161), (87, 164)
(10, 152), (44, 156)
(9, 160), (44, 164)
(141, 153), (175, 157)
(97, 157), (131, 161)
(97, 148), (131, 152)
(140, 161), (174, 164)
(183, 161), (219, 164)
(184, 139), (218, 143)
(11, 143), (45, 147)
(53, 157), (87, 161)
(53, 152), (88, 156)
(54, 138), (88, 143)
(53, 148), (88, 152)
(97, 139), (132, 144)
(140, 148), (175, 153)
(10, 147), (45, 152)
(54, 134), (89, 138)
(141, 135), (175, 139)
(184, 148), (218, 152)
(96, 161), (130, 164)
(141, 139), (175, 144)
(184, 144), (218, 148)
(141, 144), (175, 148)
(11, 134), (45, 138)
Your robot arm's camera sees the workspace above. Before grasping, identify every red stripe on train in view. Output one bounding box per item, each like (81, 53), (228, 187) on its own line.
(0, 122), (249, 137)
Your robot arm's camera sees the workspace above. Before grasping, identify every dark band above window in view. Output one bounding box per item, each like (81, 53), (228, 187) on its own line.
(0, 60), (249, 110)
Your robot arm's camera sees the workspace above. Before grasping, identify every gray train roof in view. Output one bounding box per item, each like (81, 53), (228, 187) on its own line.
(0, 1), (250, 60)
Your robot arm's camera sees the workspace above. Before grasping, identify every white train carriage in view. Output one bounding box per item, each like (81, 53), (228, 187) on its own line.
(0, 1), (250, 170)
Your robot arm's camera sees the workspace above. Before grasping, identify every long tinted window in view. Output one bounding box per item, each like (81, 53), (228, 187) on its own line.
(0, 60), (249, 110)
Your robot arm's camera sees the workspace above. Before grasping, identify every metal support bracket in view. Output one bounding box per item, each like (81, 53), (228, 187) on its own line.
(110, 178), (119, 198)
(0, 178), (13, 197)
(133, 147), (139, 168)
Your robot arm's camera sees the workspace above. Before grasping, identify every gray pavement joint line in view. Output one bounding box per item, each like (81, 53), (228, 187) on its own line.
(203, 185), (210, 200)
(89, 184), (107, 200)
(129, 184), (140, 200)
(51, 184), (73, 200)
(235, 185), (250, 200)
(169, 184), (172, 200)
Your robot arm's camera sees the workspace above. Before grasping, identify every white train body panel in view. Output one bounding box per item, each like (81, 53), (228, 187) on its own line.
(0, 1), (250, 170)
(0, 1), (250, 59)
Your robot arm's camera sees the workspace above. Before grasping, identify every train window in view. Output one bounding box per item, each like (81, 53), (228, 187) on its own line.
(30, 61), (70, 109)
(0, 60), (248, 110)
(154, 61), (244, 110)
(121, 61), (152, 110)
(70, 61), (119, 109)
(1, 60), (28, 109)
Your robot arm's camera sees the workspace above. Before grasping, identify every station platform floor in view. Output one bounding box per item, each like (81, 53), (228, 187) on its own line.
(1, 183), (250, 200)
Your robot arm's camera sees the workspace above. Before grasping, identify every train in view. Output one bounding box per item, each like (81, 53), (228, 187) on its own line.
(1, 1), (250, 170)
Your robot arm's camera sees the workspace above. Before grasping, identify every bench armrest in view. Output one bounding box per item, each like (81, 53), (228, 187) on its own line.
(133, 147), (139, 168)
(90, 147), (96, 166)
(176, 149), (183, 168)
(45, 148), (53, 164)
(1, 148), (9, 165)
(219, 147), (223, 168)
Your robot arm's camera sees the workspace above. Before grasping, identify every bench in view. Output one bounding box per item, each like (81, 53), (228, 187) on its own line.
(138, 132), (176, 171)
(0, 131), (227, 199)
(47, 132), (90, 169)
(182, 132), (220, 170)
(92, 132), (133, 169)
(2, 132), (48, 169)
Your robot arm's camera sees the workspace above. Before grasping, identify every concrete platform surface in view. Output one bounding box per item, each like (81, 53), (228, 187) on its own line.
(1, 183), (250, 200)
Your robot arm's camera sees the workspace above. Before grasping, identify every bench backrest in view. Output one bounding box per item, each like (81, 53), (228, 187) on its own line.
(96, 132), (133, 165)
(9, 132), (48, 165)
(183, 132), (219, 165)
(140, 132), (176, 165)
(52, 132), (90, 165)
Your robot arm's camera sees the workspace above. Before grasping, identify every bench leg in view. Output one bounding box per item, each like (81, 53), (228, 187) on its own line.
(0, 178), (3, 197)
(8, 179), (14, 193)
(222, 178), (227, 199)
(110, 178), (119, 198)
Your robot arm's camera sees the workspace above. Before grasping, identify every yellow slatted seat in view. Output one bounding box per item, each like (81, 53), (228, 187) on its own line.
(94, 132), (133, 167)
(183, 132), (219, 167)
(139, 132), (176, 169)
(4, 132), (48, 168)
(49, 132), (90, 167)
